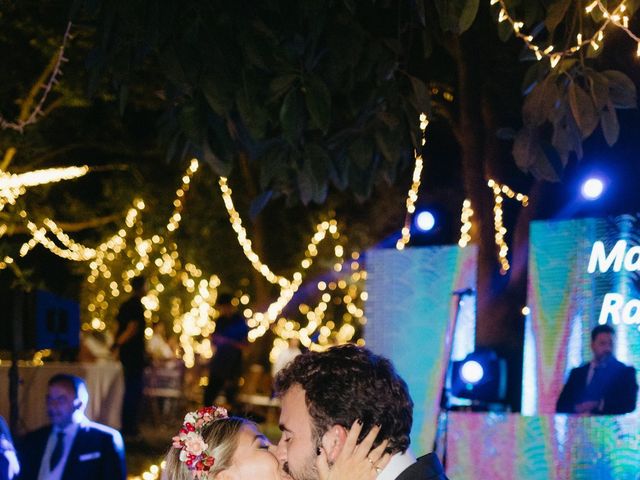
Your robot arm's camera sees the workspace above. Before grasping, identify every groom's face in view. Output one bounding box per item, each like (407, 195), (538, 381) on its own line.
(276, 384), (319, 480)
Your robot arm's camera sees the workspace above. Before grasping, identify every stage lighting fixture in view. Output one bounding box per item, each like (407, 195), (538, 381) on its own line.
(460, 360), (484, 384)
(415, 210), (436, 232)
(581, 177), (604, 200)
(451, 349), (507, 403)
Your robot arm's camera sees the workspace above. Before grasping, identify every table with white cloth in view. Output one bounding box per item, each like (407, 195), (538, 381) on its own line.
(0, 361), (124, 435)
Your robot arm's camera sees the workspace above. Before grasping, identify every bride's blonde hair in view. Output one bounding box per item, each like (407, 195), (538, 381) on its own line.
(164, 417), (251, 479)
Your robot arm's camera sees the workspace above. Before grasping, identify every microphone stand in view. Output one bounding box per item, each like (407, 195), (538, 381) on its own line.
(433, 288), (475, 472)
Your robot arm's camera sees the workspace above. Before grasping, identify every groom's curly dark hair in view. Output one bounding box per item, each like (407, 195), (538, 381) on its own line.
(274, 343), (413, 454)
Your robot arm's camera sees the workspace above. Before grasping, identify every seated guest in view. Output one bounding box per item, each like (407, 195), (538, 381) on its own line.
(556, 325), (638, 414)
(17, 374), (126, 480)
(0, 416), (19, 480)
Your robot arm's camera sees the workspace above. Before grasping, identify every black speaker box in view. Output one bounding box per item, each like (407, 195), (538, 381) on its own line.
(0, 290), (79, 351)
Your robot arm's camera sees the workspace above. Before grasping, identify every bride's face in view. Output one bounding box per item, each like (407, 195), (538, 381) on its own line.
(221, 424), (282, 480)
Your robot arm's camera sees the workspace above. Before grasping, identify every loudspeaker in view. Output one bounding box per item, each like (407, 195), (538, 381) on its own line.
(0, 290), (80, 351)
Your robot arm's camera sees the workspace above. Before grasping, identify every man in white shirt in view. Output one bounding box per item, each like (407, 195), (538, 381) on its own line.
(16, 374), (126, 480)
(274, 344), (447, 480)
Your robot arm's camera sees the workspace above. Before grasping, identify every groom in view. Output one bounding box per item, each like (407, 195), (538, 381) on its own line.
(274, 344), (448, 480)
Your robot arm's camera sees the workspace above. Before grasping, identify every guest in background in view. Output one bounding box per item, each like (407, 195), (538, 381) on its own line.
(0, 416), (19, 480)
(556, 324), (638, 414)
(204, 293), (249, 410)
(112, 275), (148, 438)
(16, 374), (125, 480)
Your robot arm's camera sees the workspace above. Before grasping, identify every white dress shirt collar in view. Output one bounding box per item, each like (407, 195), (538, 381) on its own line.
(37, 420), (82, 480)
(376, 449), (417, 480)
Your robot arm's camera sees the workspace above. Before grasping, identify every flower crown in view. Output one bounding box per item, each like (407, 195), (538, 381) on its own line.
(172, 406), (229, 478)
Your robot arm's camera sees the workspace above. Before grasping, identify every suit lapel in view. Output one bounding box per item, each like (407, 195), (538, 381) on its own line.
(30, 427), (52, 478)
(61, 425), (87, 480)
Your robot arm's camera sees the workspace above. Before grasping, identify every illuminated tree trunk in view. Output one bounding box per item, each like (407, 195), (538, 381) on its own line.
(454, 27), (531, 410)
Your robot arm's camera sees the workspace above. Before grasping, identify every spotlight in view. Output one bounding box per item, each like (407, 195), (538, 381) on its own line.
(451, 349), (507, 403)
(460, 360), (484, 384)
(415, 210), (436, 232)
(581, 177), (604, 200)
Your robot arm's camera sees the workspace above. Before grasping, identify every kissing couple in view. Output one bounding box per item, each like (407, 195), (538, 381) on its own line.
(165, 344), (448, 480)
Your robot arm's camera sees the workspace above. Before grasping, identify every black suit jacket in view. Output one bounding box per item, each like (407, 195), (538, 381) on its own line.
(556, 359), (638, 414)
(17, 421), (126, 480)
(396, 453), (448, 480)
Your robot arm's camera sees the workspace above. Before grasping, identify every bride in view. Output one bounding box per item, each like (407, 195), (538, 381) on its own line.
(164, 406), (389, 479)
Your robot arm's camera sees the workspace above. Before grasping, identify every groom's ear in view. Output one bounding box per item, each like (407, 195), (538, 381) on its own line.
(321, 424), (348, 463)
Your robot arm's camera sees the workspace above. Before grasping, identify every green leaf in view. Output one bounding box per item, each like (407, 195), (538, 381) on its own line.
(545, 0), (571, 32)
(179, 102), (204, 144)
(236, 87), (269, 139)
(348, 138), (373, 170)
(297, 167), (313, 205)
(458, 0), (480, 33)
(260, 150), (288, 190)
(435, 0), (479, 34)
(602, 70), (637, 109)
(588, 71), (609, 110)
(568, 82), (599, 138)
(497, 20), (514, 42)
(201, 69), (235, 116)
(304, 75), (332, 133)
(513, 128), (560, 181)
(330, 152), (349, 191)
(522, 76), (559, 126)
(600, 101), (620, 146)
(374, 130), (396, 163)
(279, 89), (305, 144)
(269, 74), (298, 101)
(407, 75), (430, 114)
(304, 143), (331, 187)
(202, 140), (232, 177)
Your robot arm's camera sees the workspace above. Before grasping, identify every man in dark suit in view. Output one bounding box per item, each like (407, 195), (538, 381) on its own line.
(274, 344), (448, 480)
(556, 324), (638, 415)
(17, 374), (126, 480)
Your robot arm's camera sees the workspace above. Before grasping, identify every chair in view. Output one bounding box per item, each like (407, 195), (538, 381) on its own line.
(143, 360), (184, 419)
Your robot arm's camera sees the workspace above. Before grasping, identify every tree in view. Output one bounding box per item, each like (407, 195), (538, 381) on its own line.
(80, 0), (640, 408)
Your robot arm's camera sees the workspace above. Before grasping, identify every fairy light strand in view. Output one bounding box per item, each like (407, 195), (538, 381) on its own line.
(0, 166), (89, 210)
(487, 179), (528, 274)
(491, 0), (639, 67)
(458, 199), (474, 248)
(396, 113), (429, 250)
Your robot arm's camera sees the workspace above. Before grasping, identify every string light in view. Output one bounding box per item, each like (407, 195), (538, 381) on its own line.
(491, 0), (640, 66)
(396, 113), (428, 250)
(0, 22), (73, 133)
(0, 166), (89, 210)
(487, 179), (528, 274)
(244, 218), (348, 342)
(458, 199), (474, 247)
(219, 177), (292, 288)
(129, 461), (164, 480)
(269, 250), (366, 359)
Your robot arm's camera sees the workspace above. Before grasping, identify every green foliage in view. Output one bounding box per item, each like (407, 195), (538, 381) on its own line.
(516, 61), (637, 180)
(502, 0), (639, 181)
(80, 0), (430, 207)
